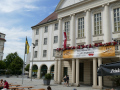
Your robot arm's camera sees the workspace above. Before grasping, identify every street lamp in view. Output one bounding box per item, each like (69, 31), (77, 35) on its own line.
(31, 43), (35, 81)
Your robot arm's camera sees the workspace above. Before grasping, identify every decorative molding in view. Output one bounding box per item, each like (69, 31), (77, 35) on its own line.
(113, 31), (120, 34)
(76, 37), (86, 39)
(30, 60), (55, 62)
(76, 12), (86, 17)
(93, 34), (104, 37)
(110, 1), (120, 8)
(62, 16), (71, 21)
(91, 7), (104, 13)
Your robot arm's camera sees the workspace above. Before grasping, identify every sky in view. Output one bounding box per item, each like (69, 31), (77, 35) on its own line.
(0, 0), (60, 60)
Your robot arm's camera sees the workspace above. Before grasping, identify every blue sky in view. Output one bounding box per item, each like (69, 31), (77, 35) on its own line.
(0, 0), (60, 60)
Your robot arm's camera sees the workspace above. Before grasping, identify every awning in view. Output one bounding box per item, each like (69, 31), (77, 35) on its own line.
(97, 61), (120, 76)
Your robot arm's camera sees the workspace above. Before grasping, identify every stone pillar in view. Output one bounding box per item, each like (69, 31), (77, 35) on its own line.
(76, 59), (79, 86)
(29, 69), (32, 77)
(54, 59), (58, 82)
(72, 59), (75, 84)
(98, 58), (102, 89)
(92, 58), (97, 88)
(70, 14), (76, 46)
(47, 69), (50, 73)
(58, 18), (63, 48)
(85, 9), (92, 44)
(58, 59), (62, 84)
(103, 4), (111, 43)
(37, 69), (40, 79)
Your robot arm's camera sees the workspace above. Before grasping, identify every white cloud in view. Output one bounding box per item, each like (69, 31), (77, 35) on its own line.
(0, 0), (39, 13)
(0, 27), (32, 59)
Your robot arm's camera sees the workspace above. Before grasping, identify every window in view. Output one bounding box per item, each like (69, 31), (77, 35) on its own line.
(65, 21), (70, 40)
(45, 26), (48, 32)
(36, 29), (39, 35)
(53, 49), (56, 57)
(78, 17), (84, 38)
(44, 38), (47, 45)
(54, 36), (58, 43)
(114, 8), (120, 32)
(0, 35), (1, 38)
(34, 51), (37, 58)
(54, 23), (58, 30)
(94, 13), (102, 35)
(35, 40), (38, 46)
(43, 50), (47, 57)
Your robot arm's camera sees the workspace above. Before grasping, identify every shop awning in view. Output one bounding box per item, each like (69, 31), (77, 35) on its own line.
(97, 61), (120, 76)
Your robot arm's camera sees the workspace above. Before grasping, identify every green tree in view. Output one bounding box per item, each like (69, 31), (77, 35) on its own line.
(4, 52), (19, 68)
(25, 64), (30, 72)
(0, 60), (6, 69)
(9, 56), (23, 74)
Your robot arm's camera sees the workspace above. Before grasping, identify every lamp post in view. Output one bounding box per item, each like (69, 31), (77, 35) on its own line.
(31, 43), (35, 81)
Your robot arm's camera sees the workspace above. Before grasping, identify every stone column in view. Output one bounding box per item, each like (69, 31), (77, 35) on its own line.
(92, 58), (97, 88)
(54, 59), (58, 82)
(70, 14), (76, 46)
(76, 59), (79, 86)
(85, 9), (92, 44)
(72, 59), (75, 84)
(47, 69), (50, 73)
(58, 59), (62, 84)
(58, 18), (63, 48)
(103, 4), (111, 43)
(37, 69), (40, 79)
(98, 58), (102, 89)
(29, 69), (32, 77)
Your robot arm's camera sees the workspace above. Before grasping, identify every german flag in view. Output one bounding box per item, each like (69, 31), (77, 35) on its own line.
(25, 37), (29, 54)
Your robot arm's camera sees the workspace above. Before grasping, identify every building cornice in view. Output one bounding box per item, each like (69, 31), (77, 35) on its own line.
(30, 60), (55, 62)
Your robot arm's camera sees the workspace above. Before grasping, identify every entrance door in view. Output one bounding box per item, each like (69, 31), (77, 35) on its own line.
(79, 63), (84, 82)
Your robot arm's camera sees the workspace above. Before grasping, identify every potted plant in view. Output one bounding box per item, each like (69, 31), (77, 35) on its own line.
(43, 73), (52, 85)
(108, 76), (120, 90)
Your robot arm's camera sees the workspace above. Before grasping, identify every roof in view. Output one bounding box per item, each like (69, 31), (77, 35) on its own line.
(32, 12), (58, 28)
(0, 38), (6, 41)
(0, 32), (5, 35)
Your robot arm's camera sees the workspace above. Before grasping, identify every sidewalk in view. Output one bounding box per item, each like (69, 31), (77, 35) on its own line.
(0, 75), (104, 90)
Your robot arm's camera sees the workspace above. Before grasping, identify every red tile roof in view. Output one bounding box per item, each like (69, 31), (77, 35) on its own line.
(32, 12), (58, 28)
(0, 38), (6, 41)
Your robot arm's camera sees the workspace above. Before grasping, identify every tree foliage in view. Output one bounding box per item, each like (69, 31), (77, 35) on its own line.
(3, 52), (23, 74)
(0, 60), (6, 69)
(25, 64), (30, 72)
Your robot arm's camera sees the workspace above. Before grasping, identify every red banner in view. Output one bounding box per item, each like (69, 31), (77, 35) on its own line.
(64, 32), (67, 48)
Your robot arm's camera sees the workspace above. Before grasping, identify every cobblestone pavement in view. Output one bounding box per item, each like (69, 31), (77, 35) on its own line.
(0, 75), (105, 90)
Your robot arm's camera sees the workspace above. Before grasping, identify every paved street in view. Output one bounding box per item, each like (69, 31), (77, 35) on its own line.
(0, 75), (105, 90)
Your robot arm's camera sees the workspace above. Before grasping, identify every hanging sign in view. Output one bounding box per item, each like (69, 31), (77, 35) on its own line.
(63, 46), (115, 58)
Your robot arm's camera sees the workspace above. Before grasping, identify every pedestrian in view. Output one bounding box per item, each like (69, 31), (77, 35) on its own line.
(63, 75), (67, 86)
(0, 79), (3, 90)
(2, 80), (9, 90)
(66, 75), (69, 87)
(47, 86), (51, 90)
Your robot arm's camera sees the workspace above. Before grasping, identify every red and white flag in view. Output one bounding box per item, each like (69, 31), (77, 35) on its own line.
(64, 32), (67, 48)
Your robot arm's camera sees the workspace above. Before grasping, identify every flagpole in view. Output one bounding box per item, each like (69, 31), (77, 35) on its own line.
(22, 37), (26, 84)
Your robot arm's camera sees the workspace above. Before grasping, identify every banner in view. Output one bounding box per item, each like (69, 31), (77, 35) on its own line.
(63, 46), (115, 58)
(63, 32), (67, 48)
(97, 62), (120, 76)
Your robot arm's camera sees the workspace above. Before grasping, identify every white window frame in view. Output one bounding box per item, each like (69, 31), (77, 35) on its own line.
(44, 38), (47, 45)
(113, 8), (120, 32)
(34, 51), (37, 58)
(78, 17), (84, 38)
(36, 29), (39, 35)
(64, 21), (70, 40)
(53, 49), (56, 57)
(54, 36), (58, 43)
(45, 26), (48, 33)
(43, 50), (47, 57)
(35, 40), (38, 46)
(94, 13), (102, 35)
(54, 23), (58, 30)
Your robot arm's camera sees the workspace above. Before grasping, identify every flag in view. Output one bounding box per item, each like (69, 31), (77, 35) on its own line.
(25, 37), (29, 54)
(64, 32), (67, 48)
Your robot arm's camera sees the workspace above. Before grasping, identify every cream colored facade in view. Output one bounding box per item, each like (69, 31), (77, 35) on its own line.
(0, 32), (6, 60)
(30, 0), (120, 89)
